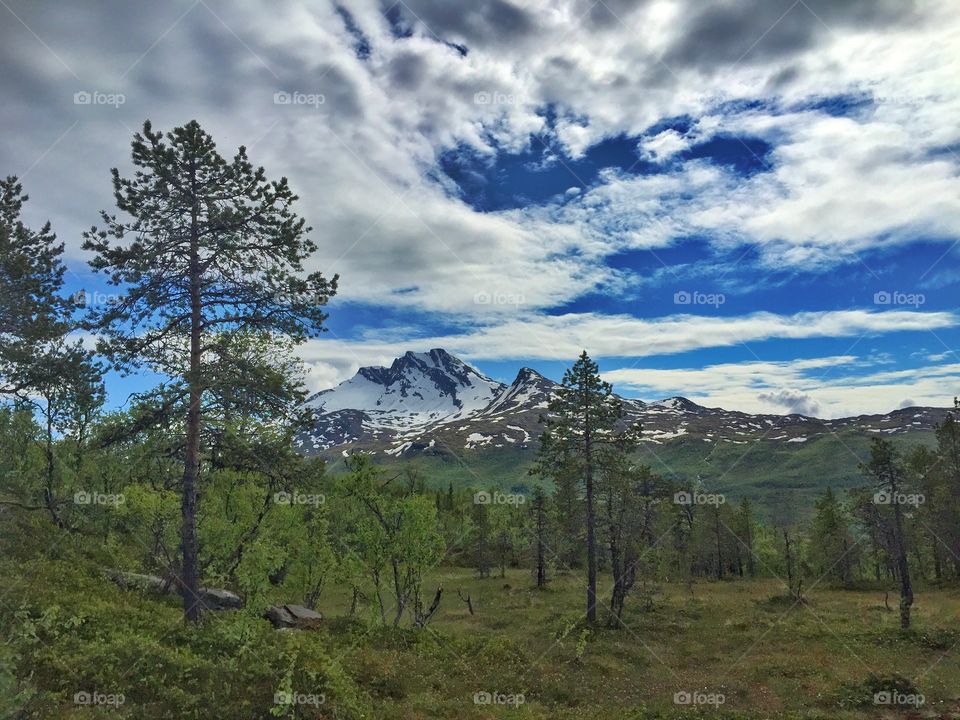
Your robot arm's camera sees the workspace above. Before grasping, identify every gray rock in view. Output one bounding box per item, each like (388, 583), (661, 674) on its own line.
(198, 587), (243, 610)
(265, 605), (296, 628)
(265, 604), (323, 629)
(107, 569), (243, 611)
(107, 570), (174, 593)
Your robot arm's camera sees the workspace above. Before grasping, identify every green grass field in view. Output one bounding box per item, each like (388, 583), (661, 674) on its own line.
(4, 509), (959, 720)
(323, 568), (960, 719)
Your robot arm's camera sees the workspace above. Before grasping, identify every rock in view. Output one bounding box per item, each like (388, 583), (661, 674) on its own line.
(198, 587), (243, 610)
(265, 605), (296, 628)
(107, 570), (174, 593)
(265, 604), (323, 629)
(285, 604), (323, 628)
(107, 569), (243, 611)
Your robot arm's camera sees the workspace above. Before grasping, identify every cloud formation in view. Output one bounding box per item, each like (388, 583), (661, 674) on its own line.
(1, 0), (956, 414)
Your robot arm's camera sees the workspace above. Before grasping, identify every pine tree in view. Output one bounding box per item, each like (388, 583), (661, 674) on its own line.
(83, 120), (338, 622)
(530, 486), (549, 588)
(535, 351), (639, 624)
(0, 177), (103, 524)
(861, 438), (913, 628)
(809, 488), (855, 585)
(0, 177), (68, 397)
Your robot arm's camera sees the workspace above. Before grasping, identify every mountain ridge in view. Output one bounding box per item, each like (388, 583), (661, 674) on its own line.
(296, 350), (952, 465)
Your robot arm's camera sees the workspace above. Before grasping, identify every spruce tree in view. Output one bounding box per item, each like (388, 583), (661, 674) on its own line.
(83, 120), (337, 622)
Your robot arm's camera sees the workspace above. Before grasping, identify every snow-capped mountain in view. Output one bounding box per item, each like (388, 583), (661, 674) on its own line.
(295, 349), (954, 462)
(306, 349), (504, 430)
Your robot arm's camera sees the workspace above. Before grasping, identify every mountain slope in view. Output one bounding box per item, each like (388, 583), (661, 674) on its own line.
(295, 350), (952, 516)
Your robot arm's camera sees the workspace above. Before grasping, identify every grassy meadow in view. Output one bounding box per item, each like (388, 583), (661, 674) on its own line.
(3, 511), (958, 719)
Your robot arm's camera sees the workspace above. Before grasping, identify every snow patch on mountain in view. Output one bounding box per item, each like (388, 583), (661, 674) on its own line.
(306, 349), (504, 431)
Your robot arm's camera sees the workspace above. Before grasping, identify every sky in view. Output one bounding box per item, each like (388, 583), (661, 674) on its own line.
(1, 0), (958, 418)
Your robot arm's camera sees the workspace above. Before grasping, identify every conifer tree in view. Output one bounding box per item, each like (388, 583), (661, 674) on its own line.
(861, 438), (913, 628)
(84, 120), (337, 622)
(809, 487), (855, 585)
(536, 351), (639, 624)
(0, 177), (68, 397)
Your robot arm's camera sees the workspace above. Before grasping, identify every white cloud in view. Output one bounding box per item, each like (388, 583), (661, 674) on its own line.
(603, 356), (960, 418)
(2, 0), (958, 418)
(297, 308), (958, 392)
(2, 0), (957, 314)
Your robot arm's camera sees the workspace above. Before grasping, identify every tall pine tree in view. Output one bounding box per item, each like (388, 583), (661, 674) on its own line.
(83, 120), (338, 622)
(536, 351), (638, 624)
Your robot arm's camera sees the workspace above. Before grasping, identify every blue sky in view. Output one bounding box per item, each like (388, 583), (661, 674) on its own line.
(2, 0), (958, 418)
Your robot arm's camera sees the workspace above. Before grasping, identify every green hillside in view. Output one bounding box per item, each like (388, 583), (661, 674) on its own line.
(331, 429), (938, 522)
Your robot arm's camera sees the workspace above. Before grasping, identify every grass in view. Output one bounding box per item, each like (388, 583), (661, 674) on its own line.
(3, 515), (959, 718)
(326, 568), (960, 718)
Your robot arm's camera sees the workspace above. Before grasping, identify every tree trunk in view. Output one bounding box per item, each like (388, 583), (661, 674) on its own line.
(892, 500), (913, 628)
(536, 507), (547, 589)
(43, 406), (64, 529)
(585, 425), (597, 624)
(180, 184), (203, 623)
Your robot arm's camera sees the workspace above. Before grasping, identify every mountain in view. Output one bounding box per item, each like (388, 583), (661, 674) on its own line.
(296, 350), (952, 517)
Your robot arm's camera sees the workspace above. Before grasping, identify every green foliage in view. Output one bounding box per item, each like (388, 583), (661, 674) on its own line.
(0, 176), (69, 397)
(337, 455), (445, 626)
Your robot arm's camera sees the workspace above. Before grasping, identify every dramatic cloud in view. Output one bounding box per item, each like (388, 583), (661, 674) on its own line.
(1, 0), (956, 414)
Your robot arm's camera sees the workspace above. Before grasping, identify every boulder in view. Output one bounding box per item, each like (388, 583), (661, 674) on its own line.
(198, 587), (243, 610)
(265, 603), (323, 630)
(265, 605), (296, 628)
(107, 569), (243, 610)
(107, 570), (174, 593)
